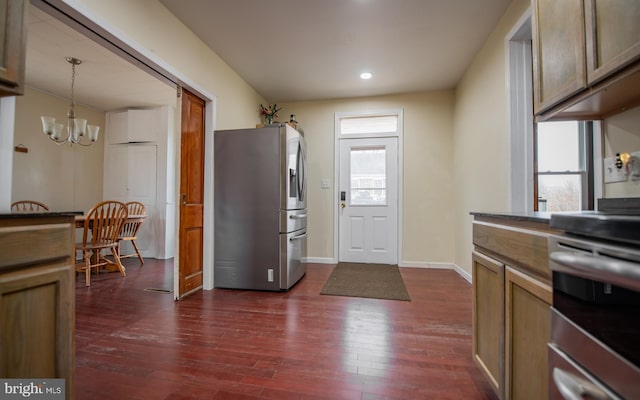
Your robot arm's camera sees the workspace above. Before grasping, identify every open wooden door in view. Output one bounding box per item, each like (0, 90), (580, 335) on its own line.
(178, 88), (205, 298)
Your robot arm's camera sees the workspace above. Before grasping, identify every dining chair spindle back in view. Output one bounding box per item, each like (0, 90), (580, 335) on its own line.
(117, 201), (147, 265)
(75, 200), (128, 286)
(11, 200), (49, 213)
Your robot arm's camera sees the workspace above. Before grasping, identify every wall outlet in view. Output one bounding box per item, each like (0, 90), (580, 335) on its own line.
(268, 268), (274, 282)
(603, 157), (627, 183)
(321, 179), (331, 189)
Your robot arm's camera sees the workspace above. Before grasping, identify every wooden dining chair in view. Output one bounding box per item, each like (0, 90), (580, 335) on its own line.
(11, 200), (49, 213)
(117, 201), (147, 265)
(75, 201), (128, 287)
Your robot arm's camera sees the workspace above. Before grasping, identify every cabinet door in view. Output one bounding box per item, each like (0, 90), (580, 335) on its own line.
(0, 0), (27, 97)
(128, 109), (157, 142)
(472, 251), (504, 399)
(532, 0), (587, 114)
(585, 0), (640, 84)
(103, 144), (157, 258)
(504, 267), (552, 400)
(126, 145), (157, 257)
(105, 111), (129, 144)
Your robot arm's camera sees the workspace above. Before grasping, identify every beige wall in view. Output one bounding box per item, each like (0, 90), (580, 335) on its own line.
(279, 91), (455, 264)
(452, 0), (530, 275)
(12, 87), (105, 212)
(603, 105), (640, 198)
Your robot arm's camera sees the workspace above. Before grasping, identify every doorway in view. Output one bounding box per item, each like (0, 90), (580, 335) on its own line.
(335, 111), (402, 265)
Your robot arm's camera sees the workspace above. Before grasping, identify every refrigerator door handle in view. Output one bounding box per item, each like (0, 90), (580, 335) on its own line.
(289, 232), (308, 241)
(289, 213), (307, 219)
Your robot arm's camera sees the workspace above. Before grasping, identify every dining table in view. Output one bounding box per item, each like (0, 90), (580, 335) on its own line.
(74, 214), (147, 272)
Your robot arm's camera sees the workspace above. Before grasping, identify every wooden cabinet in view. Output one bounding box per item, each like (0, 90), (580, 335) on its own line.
(472, 251), (504, 397)
(0, 0), (28, 97)
(532, 0), (586, 115)
(0, 214), (75, 399)
(533, 0), (640, 120)
(585, 0), (640, 84)
(472, 215), (556, 400)
(504, 267), (552, 400)
(106, 109), (157, 144)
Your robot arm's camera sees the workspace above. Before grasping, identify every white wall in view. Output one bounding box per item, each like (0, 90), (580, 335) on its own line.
(12, 86), (105, 212)
(452, 0), (530, 275)
(603, 105), (640, 198)
(279, 91), (455, 265)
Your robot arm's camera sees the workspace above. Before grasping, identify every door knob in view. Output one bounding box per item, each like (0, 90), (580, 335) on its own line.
(341, 202), (346, 209)
(182, 193), (187, 206)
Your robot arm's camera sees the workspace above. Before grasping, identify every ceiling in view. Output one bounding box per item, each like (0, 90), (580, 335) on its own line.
(25, 5), (176, 112)
(25, 0), (512, 110)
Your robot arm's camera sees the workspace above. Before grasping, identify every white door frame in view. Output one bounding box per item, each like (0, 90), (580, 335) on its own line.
(333, 109), (403, 265)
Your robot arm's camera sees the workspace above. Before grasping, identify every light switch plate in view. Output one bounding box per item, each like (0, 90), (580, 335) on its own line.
(603, 157), (627, 183)
(321, 179), (330, 189)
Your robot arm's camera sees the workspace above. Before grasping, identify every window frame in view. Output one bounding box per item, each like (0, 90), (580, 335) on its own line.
(533, 121), (594, 211)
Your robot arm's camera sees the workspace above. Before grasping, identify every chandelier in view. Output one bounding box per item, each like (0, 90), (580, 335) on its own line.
(40, 57), (100, 146)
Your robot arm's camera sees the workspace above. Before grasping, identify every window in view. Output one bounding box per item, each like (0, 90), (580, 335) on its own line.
(339, 114), (399, 136)
(350, 147), (387, 206)
(534, 121), (593, 211)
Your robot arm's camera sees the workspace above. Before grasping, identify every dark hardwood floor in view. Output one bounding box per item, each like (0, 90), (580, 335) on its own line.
(75, 260), (496, 400)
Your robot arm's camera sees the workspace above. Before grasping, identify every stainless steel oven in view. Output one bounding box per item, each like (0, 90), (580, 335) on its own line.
(548, 226), (640, 400)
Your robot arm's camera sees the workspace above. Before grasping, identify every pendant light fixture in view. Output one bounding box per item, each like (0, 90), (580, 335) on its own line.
(40, 57), (100, 146)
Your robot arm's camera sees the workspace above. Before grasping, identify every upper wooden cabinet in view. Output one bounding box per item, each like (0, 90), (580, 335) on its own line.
(532, 0), (587, 115)
(0, 0), (28, 97)
(533, 0), (640, 120)
(585, 0), (640, 84)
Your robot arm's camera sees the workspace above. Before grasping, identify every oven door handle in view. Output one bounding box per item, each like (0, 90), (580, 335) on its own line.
(553, 368), (612, 400)
(550, 251), (640, 290)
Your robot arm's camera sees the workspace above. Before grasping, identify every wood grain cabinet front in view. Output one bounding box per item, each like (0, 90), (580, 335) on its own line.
(532, 0), (640, 120)
(532, 0), (587, 115)
(504, 267), (552, 400)
(472, 251), (504, 398)
(472, 216), (556, 400)
(0, 215), (75, 400)
(0, 0), (28, 97)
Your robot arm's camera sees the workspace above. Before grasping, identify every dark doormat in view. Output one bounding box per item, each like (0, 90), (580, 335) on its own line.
(320, 262), (411, 301)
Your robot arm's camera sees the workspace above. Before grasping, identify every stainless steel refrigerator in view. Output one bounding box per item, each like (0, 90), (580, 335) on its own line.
(214, 123), (307, 291)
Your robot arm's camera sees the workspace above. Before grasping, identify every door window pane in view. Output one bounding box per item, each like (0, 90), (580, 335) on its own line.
(350, 147), (386, 205)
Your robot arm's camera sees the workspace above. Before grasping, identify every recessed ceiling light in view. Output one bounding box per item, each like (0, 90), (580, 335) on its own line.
(360, 72), (372, 80)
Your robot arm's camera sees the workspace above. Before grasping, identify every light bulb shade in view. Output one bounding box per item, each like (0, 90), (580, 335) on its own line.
(87, 125), (100, 142)
(74, 118), (87, 137)
(41, 116), (56, 136)
(52, 123), (65, 140)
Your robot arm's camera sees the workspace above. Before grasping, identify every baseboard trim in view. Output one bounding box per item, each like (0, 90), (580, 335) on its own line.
(400, 261), (472, 284)
(303, 257), (336, 264)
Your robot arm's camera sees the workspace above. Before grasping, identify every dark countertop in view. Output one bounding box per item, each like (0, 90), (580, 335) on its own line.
(470, 211), (555, 223)
(0, 212), (82, 220)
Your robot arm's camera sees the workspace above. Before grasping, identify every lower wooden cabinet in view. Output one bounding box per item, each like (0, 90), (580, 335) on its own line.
(472, 216), (555, 400)
(504, 267), (552, 400)
(0, 215), (75, 399)
(472, 251), (504, 396)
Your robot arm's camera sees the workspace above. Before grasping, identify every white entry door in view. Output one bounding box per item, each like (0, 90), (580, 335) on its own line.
(339, 137), (398, 264)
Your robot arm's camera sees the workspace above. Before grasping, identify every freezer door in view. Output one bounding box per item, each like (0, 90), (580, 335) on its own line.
(280, 209), (307, 233)
(280, 228), (307, 290)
